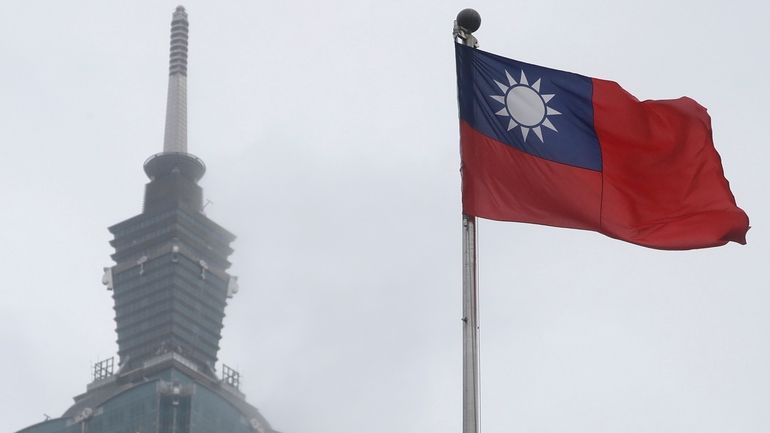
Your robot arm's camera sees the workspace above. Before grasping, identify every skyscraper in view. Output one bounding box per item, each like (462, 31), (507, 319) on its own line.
(16, 7), (278, 433)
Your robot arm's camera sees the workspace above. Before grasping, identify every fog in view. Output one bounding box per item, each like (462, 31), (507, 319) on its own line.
(1, 1), (768, 432)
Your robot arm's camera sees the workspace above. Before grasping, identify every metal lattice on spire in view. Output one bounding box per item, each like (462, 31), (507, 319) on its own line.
(163, 6), (189, 153)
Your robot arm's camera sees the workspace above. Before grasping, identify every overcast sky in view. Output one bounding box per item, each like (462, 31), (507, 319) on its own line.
(1, 1), (768, 432)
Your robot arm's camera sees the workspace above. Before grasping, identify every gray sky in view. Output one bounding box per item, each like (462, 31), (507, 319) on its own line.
(1, 1), (768, 432)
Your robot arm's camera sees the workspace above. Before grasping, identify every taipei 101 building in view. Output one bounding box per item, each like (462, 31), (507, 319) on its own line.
(17, 7), (279, 433)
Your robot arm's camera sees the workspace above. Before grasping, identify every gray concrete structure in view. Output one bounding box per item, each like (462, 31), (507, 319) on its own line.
(15, 7), (279, 433)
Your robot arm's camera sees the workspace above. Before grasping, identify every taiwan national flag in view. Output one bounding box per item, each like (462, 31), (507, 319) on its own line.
(455, 43), (749, 250)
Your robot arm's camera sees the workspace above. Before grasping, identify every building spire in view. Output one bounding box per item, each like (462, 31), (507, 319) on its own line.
(146, 6), (204, 185)
(163, 6), (189, 153)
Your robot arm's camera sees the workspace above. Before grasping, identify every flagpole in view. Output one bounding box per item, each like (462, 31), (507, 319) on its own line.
(454, 9), (481, 433)
(461, 213), (479, 433)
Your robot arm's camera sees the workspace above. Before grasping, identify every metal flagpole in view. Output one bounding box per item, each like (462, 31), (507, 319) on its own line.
(461, 213), (479, 433)
(454, 9), (481, 433)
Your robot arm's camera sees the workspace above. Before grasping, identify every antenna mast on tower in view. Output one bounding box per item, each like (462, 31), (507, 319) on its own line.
(163, 5), (189, 153)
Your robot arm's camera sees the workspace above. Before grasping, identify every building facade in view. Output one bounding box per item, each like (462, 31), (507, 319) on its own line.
(16, 7), (278, 433)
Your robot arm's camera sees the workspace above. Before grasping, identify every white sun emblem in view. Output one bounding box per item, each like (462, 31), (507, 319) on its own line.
(490, 70), (561, 142)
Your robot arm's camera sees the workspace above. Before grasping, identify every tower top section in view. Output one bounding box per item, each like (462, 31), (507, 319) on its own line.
(169, 6), (189, 76)
(145, 5), (204, 193)
(162, 5), (190, 153)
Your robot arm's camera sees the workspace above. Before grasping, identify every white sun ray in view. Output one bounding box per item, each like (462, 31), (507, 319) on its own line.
(532, 126), (543, 142)
(489, 69), (561, 144)
(542, 118), (558, 132)
(505, 70), (517, 86)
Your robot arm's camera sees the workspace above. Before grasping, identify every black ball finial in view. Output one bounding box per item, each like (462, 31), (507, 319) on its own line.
(456, 8), (481, 33)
